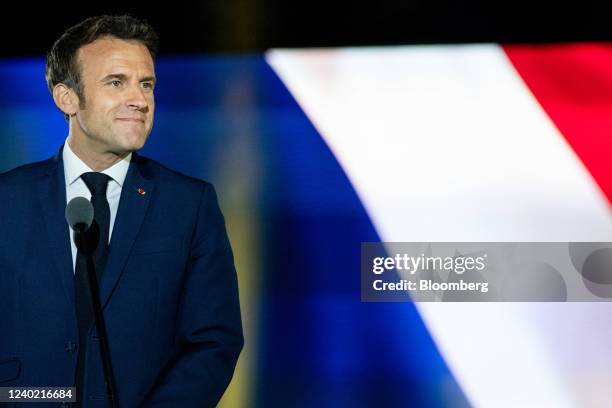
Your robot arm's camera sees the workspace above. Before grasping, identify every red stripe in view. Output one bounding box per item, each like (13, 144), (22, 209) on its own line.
(504, 43), (612, 205)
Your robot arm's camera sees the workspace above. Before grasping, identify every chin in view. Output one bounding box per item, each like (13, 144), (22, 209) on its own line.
(118, 134), (148, 152)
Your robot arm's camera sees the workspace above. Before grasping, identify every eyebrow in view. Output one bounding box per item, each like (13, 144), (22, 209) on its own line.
(100, 73), (156, 83)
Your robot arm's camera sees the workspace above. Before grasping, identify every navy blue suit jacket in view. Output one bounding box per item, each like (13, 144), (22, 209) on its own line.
(0, 146), (243, 407)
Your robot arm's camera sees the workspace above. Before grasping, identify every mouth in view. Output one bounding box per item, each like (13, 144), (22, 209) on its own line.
(116, 118), (145, 123)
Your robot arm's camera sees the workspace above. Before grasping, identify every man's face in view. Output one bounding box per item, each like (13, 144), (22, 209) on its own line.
(74, 36), (155, 155)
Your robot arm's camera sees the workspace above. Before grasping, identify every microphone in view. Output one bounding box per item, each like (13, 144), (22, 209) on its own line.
(65, 196), (94, 233)
(64, 196), (119, 407)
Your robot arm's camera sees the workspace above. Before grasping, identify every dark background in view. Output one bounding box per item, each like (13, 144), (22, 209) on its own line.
(5, 0), (612, 57)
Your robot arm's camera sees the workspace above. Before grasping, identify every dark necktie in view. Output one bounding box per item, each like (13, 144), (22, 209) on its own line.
(74, 172), (111, 407)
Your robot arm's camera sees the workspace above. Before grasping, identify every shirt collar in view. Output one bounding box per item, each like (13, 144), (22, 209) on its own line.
(63, 139), (131, 187)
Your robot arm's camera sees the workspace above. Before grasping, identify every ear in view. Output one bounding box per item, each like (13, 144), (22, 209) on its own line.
(52, 83), (80, 117)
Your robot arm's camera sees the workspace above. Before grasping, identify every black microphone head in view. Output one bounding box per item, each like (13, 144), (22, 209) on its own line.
(65, 196), (94, 232)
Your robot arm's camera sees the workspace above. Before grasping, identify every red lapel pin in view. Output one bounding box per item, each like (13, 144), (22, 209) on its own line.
(137, 188), (146, 196)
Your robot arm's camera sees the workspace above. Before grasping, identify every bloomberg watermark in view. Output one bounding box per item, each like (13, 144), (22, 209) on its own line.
(361, 242), (612, 302)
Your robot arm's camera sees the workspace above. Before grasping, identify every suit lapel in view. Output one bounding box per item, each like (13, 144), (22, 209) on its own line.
(39, 147), (75, 307)
(100, 153), (154, 309)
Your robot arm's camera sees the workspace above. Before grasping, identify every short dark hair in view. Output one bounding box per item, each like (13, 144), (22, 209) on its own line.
(45, 15), (158, 120)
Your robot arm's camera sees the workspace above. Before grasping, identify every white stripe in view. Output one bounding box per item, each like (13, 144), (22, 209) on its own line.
(267, 45), (612, 408)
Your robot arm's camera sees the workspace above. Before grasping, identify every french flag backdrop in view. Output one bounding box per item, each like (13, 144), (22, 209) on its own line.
(1, 43), (611, 407)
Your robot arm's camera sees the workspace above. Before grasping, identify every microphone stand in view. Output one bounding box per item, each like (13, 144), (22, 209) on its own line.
(76, 228), (118, 408)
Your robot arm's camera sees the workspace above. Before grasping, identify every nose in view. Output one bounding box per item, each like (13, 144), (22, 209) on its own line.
(126, 84), (149, 112)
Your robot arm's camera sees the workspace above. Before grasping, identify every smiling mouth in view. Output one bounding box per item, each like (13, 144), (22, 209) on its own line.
(116, 118), (145, 123)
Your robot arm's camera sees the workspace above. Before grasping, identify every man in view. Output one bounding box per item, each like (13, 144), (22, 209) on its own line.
(0, 15), (243, 407)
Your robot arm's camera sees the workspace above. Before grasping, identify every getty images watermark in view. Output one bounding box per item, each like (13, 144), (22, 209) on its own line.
(361, 242), (612, 302)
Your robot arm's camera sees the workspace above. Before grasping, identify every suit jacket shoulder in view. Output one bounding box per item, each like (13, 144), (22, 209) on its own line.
(0, 158), (50, 185)
(133, 153), (212, 190)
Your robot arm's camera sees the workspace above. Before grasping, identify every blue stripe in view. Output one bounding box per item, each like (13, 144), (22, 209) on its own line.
(0, 55), (470, 407)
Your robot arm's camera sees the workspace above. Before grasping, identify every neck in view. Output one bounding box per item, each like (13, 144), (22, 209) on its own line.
(67, 131), (128, 172)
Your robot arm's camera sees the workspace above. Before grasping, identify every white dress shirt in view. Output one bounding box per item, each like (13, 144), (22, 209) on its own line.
(63, 140), (131, 273)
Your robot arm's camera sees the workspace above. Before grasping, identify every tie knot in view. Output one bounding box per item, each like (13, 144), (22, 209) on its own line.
(81, 172), (111, 197)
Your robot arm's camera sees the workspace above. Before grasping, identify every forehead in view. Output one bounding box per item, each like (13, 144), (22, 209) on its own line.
(76, 37), (154, 79)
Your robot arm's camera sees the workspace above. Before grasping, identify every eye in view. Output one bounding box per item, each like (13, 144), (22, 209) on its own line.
(110, 80), (122, 87)
(141, 82), (154, 90)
